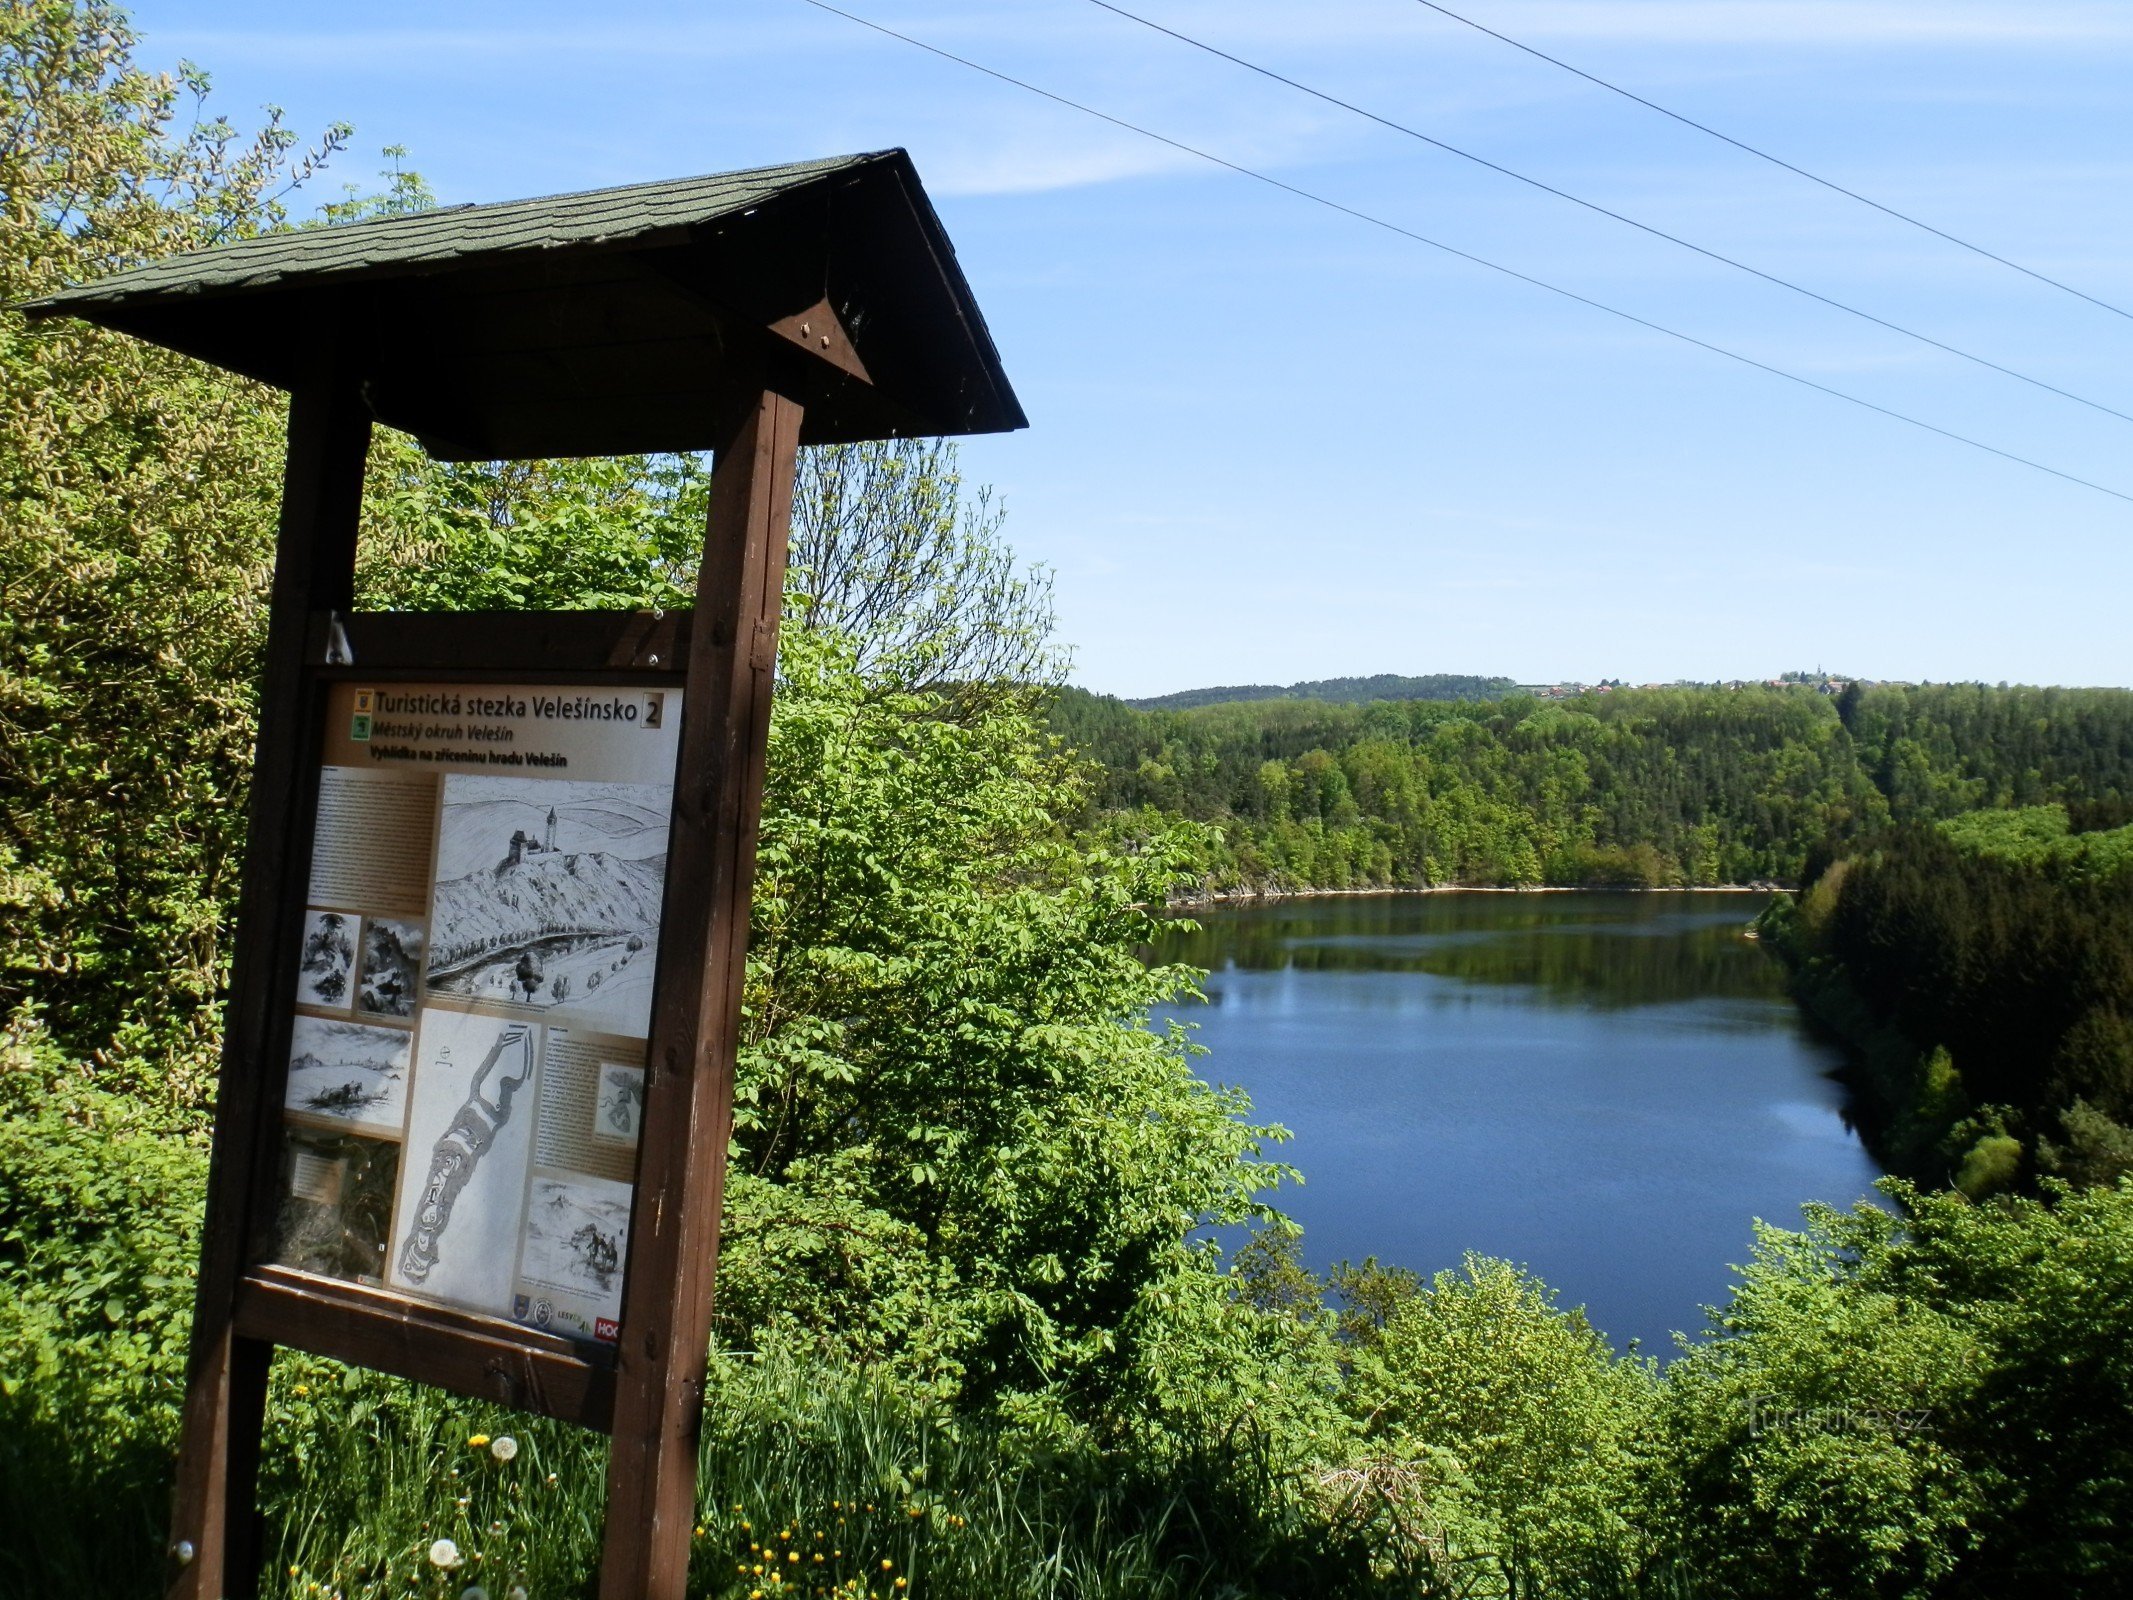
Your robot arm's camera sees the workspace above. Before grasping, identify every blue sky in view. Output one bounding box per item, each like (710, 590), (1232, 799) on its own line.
(128, 1), (2133, 695)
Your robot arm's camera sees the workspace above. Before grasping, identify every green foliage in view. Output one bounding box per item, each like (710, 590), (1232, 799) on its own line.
(734, 626), (1290, 1417)
(1655, 1180), (2133, 1599)
(1767, 808), (2133, 1187)
(1953, 1132), (2023, 1199)
(1937, 804), (2133, 876)
(1055, 684), (1891, 891)
(0, 1021), (205, 1596)
(1654, 1202), (1986, 1600)
(1335, 1255), (1658, 1594)
(355, 444), (707, 612)
(1056, 683), (2133, 896)
(2040, 1099), (2133, 1188)
(0, 0), (352, 1092)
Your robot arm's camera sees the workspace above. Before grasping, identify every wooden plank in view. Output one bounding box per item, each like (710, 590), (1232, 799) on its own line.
(597, 385), (804, 1600)
(310, 609), (694, 675)
(233, 1270), (616, 1427)
(166, 371), (372, 1600)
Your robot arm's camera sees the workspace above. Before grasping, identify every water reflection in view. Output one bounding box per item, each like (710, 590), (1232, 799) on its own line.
(1155, 892), (1881, 1354)
(1159, 892), (1787, 1010)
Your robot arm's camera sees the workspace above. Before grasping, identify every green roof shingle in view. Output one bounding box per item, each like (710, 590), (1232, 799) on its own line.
(15, 149), (1024, 455)
(17, 153), (877, 313)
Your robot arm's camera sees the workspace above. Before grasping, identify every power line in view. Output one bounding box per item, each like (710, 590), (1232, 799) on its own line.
(790, 0), (2133, 508)
(1406, 0), (2133, 323)
(1083, 0), (2133, 428)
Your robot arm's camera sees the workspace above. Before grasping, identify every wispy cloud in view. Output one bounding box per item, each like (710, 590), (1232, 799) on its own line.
(1491, 2), (2133, 48)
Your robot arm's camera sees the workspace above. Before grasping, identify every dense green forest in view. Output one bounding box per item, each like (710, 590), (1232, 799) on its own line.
(1052, 680), (2133, 892)
(1758, 805), (2133, 1197)
(5, 7), (2133, 1598)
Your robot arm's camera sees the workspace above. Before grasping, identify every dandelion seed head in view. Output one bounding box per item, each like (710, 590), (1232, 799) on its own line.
(489, 1435), (518, 1463)
(428, 1539), (464, 1571)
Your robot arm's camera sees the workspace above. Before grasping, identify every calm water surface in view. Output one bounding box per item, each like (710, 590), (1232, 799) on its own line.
(1158, 892), (1881, 1354)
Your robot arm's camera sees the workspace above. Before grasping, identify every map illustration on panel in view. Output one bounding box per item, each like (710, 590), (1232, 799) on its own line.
(284, 1016), (410, 1135)
(422, 775), (670, 1038)
(388, 1008), (540, 1315)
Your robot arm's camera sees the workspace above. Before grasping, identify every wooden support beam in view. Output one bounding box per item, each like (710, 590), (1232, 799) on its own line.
(597, 385), (803, 1600)
(233, 1269), (617, 1428)
(166, 371), (372, 1600)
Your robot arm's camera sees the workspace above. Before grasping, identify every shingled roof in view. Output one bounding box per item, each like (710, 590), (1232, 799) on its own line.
(16, 149), (1024, 458)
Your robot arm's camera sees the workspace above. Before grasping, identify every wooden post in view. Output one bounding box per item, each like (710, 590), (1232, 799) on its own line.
(166, 372), (372, 1600)
(598, 384), (804, 1600)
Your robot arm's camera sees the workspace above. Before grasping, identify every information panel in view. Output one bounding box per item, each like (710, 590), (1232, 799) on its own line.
(262, 680), (680, 1344)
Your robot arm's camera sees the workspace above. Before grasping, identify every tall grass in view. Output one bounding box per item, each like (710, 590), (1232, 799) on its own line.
(253, 1350), (1447, 1600)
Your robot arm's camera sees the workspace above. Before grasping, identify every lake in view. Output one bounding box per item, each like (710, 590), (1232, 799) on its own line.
(1156, 891), (1882, 1355)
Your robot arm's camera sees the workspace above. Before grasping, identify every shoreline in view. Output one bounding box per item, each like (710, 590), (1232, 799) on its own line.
(1166, 882), (1791, 909)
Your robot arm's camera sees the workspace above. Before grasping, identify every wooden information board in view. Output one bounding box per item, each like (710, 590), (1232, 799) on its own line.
(274, 676), (682, 1343)
(15, 150), (1024, 1600)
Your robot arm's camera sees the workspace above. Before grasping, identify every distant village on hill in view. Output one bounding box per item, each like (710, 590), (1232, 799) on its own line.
(1519, 670), (1866, 701)
(1126, 670), (1873, 712)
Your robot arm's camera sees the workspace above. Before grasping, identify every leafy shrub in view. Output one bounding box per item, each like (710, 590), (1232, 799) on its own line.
(0, 1023), (206, 1595)
(1653, 1180), (2133, 1599)
(1335, 1255), (1657, 1594)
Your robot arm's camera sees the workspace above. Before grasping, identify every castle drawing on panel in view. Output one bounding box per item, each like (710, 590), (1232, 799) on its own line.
(423, 775), (671, 1036)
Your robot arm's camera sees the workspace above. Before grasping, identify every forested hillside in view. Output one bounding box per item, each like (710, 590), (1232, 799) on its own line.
(1760, 805), (2133, 1196)
(1052, 682), (2133, 892)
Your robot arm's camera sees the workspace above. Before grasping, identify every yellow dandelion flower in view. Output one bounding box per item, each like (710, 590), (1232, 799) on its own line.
(789, 1551), (801, 1564)
(467, 1435), (490, 1449)
(894, 1581), (906, 1592)
(880, 1560), (894, 1572)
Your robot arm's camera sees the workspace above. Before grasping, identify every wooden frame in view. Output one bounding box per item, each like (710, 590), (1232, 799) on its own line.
(163, 377), (805, 1600)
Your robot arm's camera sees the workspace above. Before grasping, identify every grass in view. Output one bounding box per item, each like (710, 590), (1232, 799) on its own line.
(241, 1350), (1446, 1600)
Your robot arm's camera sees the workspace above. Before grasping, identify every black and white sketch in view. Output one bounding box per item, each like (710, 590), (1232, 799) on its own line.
(284, 1016), (410, 1135)
(423, 774), (671, 1037)
(516, 1173), (631, 1329)
(294, 909), (356, 1011)
(357, 916), (425, 1020)
(387, 1007), (540, 1316)
(594, 1064), (644, 1146)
